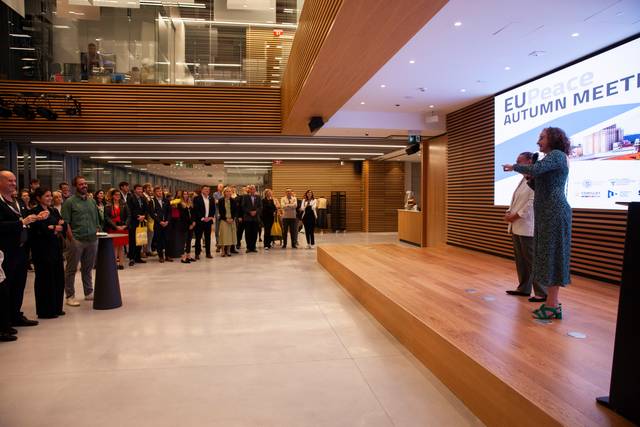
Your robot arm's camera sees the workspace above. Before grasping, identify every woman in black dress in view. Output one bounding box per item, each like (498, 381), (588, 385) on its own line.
(261, 189), (278, 250)
(29, 188), (67, 318)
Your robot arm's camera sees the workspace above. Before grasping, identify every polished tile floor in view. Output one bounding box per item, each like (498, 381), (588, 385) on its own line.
(0, 232), (482, 427)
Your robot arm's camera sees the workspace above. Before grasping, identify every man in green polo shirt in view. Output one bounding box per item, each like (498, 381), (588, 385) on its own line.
(61, 176), (101, 307)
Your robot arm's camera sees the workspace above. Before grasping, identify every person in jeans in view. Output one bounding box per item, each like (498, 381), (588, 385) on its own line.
(62, 176), (101, 307)
(280, 188), (298, 249)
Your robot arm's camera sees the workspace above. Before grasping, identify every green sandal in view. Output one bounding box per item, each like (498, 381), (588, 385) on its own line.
(532, 303), (562, 320)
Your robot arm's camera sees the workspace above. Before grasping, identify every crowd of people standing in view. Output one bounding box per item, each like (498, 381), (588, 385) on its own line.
(0, 171), (324, 342)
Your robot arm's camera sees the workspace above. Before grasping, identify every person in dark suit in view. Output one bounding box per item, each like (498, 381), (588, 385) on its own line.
(241, 185), (262, 253)
(118, 181), (130, 205)
(192, 185), (216, 260)
(217, 187), (239, 257)
(29, 187), (67, 319)
(149, 186), (171, 263)
(0, 170), (42, 342)
(127, 184), (148, 266)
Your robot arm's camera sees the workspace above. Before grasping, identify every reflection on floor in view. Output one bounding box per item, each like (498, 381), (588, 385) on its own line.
(0, 232), (483, 427)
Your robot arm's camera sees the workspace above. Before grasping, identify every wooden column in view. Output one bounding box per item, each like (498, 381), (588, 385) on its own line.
(421, 135), (448, 247)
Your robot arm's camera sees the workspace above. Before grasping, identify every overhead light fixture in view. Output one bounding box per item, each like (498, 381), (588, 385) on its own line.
(409, 60), (415, 64)
(13, 103), (35, 120)
(53, 25), (71, 29)
(224, 161), (271, 164)
(194, 79), (247, 83)
(9, 47), (35, 51)
(571, 32), (580, 37)
(360, 101), (365, 105)
(504, 66), (511, 70)
(21, 58), (37, 61)
(207, 63), (242, 67)
(33, 141), (407, 148)
(107, 160), (132, 163)
(380, 84), (386, 88)
(92, 156), (343, 160)
(454, 21), (462, 27)
(69, 150), (384, 155)
(429, 104), (435, 108)
(460, 88), (466, 92)
(9, 33), (31, 38)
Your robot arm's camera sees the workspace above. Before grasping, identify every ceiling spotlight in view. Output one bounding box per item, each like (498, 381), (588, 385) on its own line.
(571, 32), (580, 37)
(454, 21), (462, 27)
(409, 60), (415, 64)
(13, 103), (35, 120)
(0, 99), (11, 118)
(380, 84), (386, 88)
(360, 101), (365, 105)
(460, 88), (467, 92)
(36, 106), (58, 120)
(429, 104), (435, 108)
(504, 66), (511, 70)
(64, 95), (82, 116)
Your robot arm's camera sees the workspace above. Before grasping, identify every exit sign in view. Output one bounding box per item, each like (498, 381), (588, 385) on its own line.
(273, 160), (283, 165)
(273, 29), (283, 37)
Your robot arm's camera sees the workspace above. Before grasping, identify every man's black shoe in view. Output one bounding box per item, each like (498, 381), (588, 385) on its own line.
(0, 333), (17, 342)
(129, 260), (135, 267)
(3, 327), (18, 335)
(136, 258), (147, 264)
(13, 316), (39, 327)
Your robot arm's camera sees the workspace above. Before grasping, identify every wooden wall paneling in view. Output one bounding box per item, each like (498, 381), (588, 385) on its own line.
(422, 135), (448, 247)
(364, 161), (404, 232)
(363, 160), (370, 232)
(245, 28), (295, 86)
(446, 97), (627, 283)
(271, 161), (362, 232)
(0, 81), (281, 136)
(281, 0), (448, 134)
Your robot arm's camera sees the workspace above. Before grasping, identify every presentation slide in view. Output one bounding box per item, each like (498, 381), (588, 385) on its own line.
(494, 37), (640, 210)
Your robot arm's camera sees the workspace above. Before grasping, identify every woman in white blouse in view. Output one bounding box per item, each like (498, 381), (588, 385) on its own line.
(300, 190), (317, 249)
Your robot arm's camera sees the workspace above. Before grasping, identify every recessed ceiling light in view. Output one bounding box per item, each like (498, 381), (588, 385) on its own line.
(429, 104), (435, 108)
(460, 88), (466, 92)
(454, 21), (462, 27)
(504, 66), (511, 70)
(571, 32), (580, 37)
(409, 60), (415, 64)
(360, 101), (365, 105)
(380, 84), (386, 88)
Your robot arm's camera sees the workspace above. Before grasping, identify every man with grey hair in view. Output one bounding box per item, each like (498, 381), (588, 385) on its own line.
(0, 170), (44, 340)
(504, 152), (547, 302)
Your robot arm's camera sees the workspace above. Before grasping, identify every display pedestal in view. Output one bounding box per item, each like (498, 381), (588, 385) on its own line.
(93, 235), (122, 310)
(596, 202), (639, 425)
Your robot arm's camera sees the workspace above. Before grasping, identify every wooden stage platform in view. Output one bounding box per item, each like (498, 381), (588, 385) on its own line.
(317, 244), (631, 427)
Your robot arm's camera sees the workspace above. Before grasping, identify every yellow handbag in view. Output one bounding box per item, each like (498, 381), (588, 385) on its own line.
(135, 221), (148, 246)
(271, 215), (282, 237)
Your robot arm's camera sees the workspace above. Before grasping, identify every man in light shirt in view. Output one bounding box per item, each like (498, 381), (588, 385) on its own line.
(504, 152), (547, 302)
(280, 188), (298, 249)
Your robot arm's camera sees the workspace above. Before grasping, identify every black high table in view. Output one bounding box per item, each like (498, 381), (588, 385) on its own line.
(93, 234), (123, 310)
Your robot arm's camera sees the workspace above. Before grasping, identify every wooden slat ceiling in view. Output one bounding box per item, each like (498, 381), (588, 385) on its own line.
(281, 0), (448, 134)
(446, 97), (627, 284)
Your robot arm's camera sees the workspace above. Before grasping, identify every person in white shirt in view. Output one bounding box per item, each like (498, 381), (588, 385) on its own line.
(300, 190), (318, 249)
(505, 152), (547, 302)
(280, 189), (298, 249)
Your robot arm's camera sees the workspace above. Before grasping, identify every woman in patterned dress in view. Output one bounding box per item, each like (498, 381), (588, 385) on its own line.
(503, 127), (572, 320)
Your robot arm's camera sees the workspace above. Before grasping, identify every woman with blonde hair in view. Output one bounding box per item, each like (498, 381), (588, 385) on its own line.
(261, 188), (279, 250)
(180, 191), (196, 263)
(217, 187), (239, 257)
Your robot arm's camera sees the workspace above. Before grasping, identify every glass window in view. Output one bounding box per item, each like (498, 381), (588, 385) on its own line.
(35, 149), (65, 191)
(2, 0), (303, 86)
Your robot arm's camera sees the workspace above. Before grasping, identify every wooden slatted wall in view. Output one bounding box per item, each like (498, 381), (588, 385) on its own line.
(364, 161), (405, 232)
(447, 97), (627, 283)
(271, 160), (362, 232)
(0, 81), (281, 135)
(281, 0), (343, 122)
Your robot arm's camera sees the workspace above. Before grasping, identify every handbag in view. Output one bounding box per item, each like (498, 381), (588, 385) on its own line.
(271, 215), (282, 237)
(135, 221), (148, 246)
